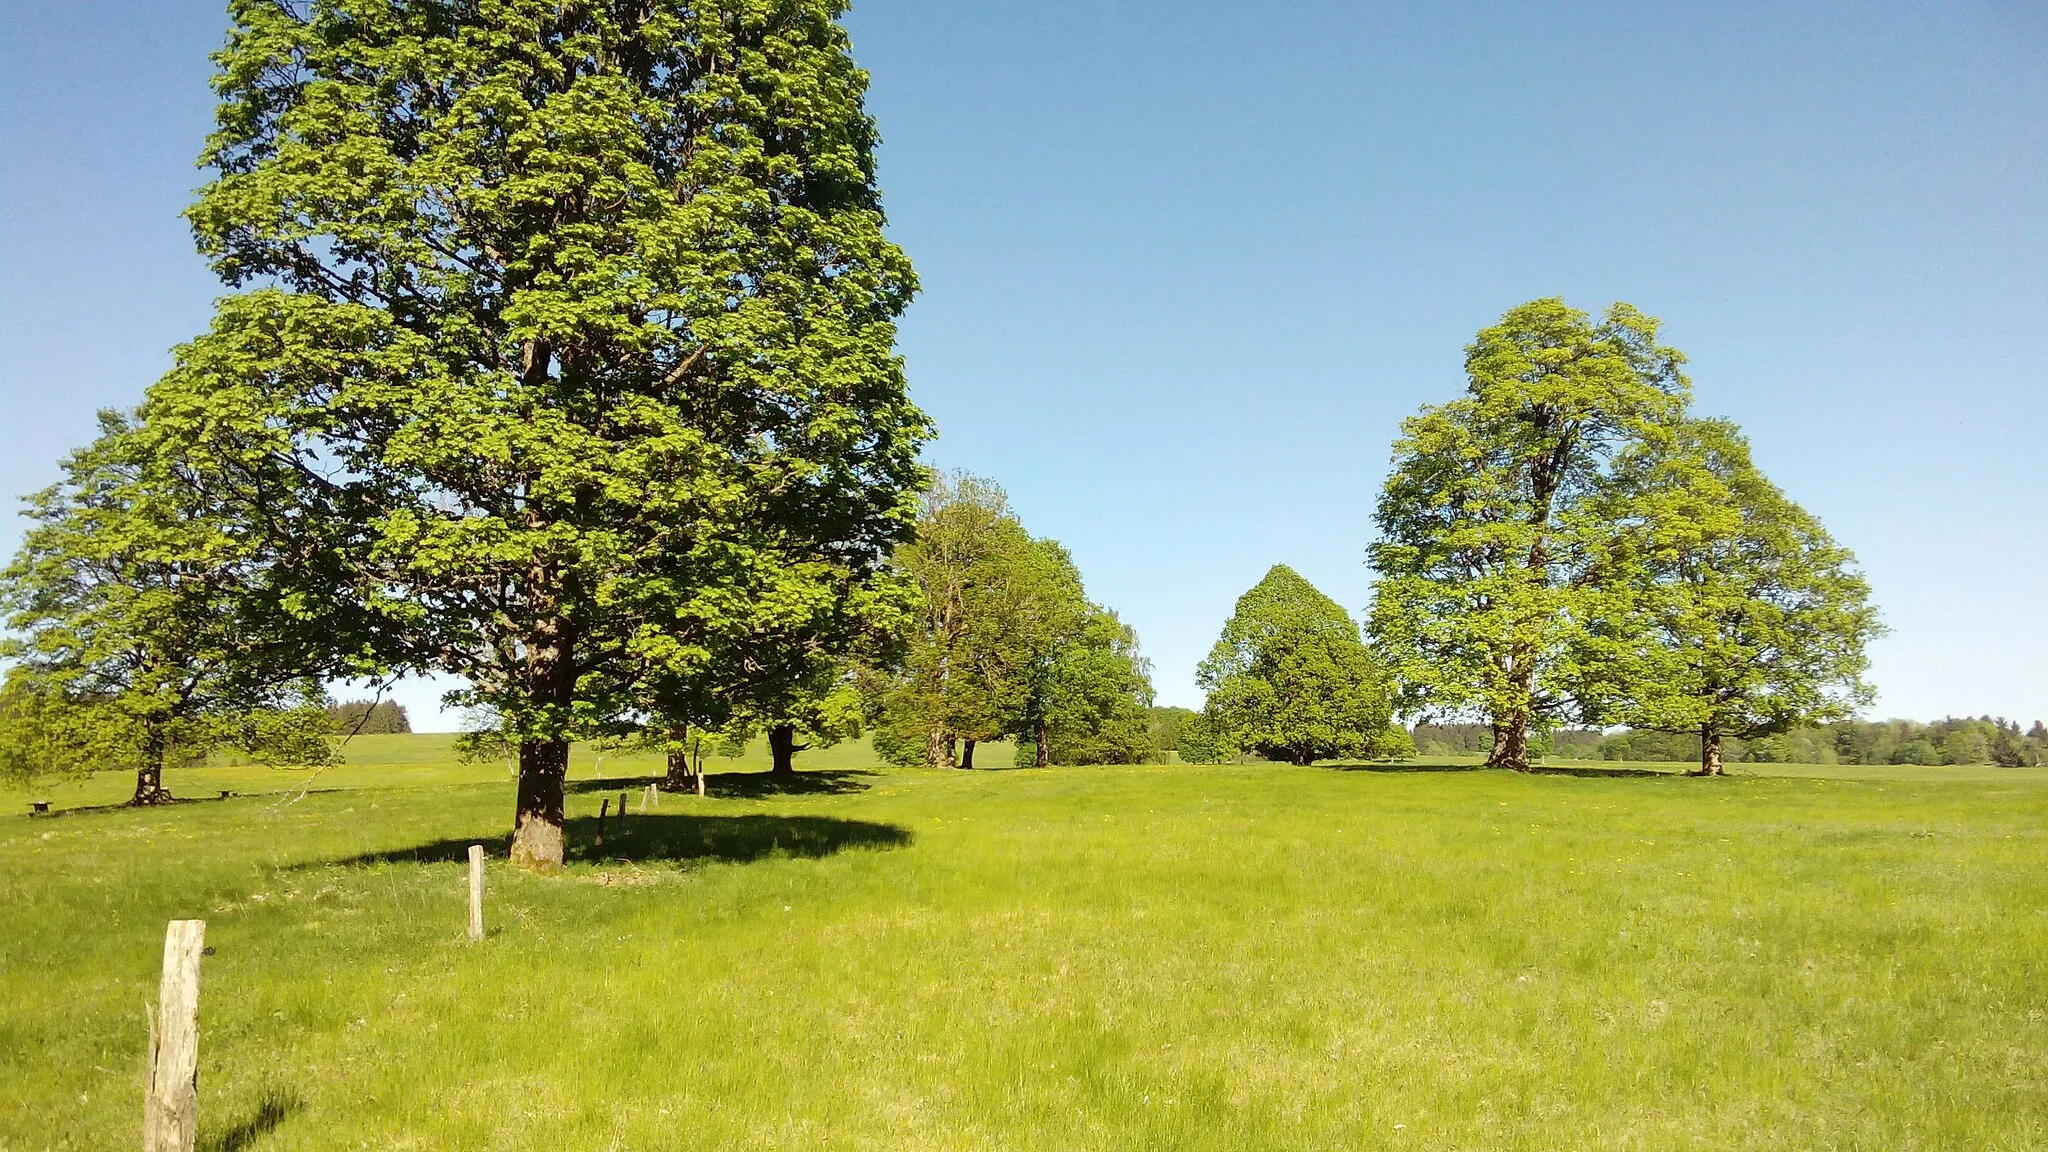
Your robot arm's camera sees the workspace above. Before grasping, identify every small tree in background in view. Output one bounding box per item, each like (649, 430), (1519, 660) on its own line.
(1368, 299), (1690, 771)
(881, 473), (1036, 767)
(1011, 606), (1155, 767)
(1199, 565), (1395, 766)
(1, 414), (336, 803)
(1175, 711), (1225, 764)
(1581, 418), (1882, 775)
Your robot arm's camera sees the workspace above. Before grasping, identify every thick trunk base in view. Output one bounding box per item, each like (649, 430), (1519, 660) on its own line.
(662, 737), (692, 791)
(1035, 720), (1050, 768)
(511, 739), (568, 872)
(927, 727), (956, 770)
(961, 739), (976, 770)
(768, 724), (805, 778)
(131, 764), (173, 806)
(1692, 730), (1725, 777)
(1486, 716), (1532, 772)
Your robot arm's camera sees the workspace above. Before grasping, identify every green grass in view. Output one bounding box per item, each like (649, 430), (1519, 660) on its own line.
(3, 740), (2046, 1149)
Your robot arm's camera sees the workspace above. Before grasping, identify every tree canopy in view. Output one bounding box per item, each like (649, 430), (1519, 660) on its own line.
(143, 0), (928, 868)
(1578, 418), (1882, 773)
(873, 473), (1152, 768)
(1198, 565), (1395, 766)
(0, 413), (336, 801)
(1367, 299), (1689, 771)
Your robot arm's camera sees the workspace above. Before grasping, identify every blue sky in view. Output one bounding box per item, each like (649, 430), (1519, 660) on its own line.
(3, 0), (2044, 729)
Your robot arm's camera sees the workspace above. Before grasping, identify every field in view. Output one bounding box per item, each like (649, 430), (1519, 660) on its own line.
(3, 738), (2046, 1150)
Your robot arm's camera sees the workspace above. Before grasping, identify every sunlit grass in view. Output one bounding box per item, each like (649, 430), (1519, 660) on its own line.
(3, 739), (2044, 1149)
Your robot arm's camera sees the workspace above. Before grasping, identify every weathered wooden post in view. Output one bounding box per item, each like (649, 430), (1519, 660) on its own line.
(143, 919), (205, 1152)
(467, 845), (485, 942)
(618, 792), (628, 832)
(596, 798), (610, 847)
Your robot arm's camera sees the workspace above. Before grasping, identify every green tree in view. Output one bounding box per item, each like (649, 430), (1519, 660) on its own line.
(1175, 710), (1225, 764)
(880, 473), (1036, 768)
(149, 0), (928, 869)
(1011, 605), (1155, 767)
(1199, 565), (1395, 766)
(1583, 419), (1881, 775)
(1, 415), (336, 803)
(327, 699), (412, 735)
(1147, 706), (1199, 761)
(1368, 299), (1689, 771)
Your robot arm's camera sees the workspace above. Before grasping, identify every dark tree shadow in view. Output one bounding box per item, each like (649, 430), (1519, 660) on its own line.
(320, 812), (912, 869)
(565, 769), (876, 799)
(23, 789), (345, 820)
(203, 1087), (300, 1151)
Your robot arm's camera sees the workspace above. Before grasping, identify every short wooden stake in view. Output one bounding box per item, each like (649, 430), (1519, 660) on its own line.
(597, 798), (610, 846)
(467, 845), (485, 941)
(642, 783), (657, 812)
(619, 792), (628, 830)
(143, 919), (205, 1152)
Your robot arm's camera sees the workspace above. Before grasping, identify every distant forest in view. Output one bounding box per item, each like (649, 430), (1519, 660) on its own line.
(1415, 718), (2048, 767)
(1146, 712), (2048, 768)
(326, 699), (412, 736)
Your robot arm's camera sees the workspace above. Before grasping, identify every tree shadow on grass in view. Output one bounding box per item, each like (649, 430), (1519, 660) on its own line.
(566, 769), (876, 799)
(203, 1087), (300, 1152)
(322, 812), (912, 869)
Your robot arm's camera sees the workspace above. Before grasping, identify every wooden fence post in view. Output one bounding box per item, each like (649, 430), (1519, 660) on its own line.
(467, 845), (485, 942)
(143, 919), (205, 1152)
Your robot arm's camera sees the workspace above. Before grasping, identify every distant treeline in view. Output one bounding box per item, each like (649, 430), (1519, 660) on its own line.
(1415, 718), (2047, 767)
(326, 700), (412, 736)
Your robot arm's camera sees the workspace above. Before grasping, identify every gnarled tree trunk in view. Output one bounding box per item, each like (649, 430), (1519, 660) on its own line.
(662, 725), (692, 790)
(132, 723), (172, 806)
(1034, 719), (1050, 768)
(1487, 712), (1531, 772)
(1698, 726), (1724, 776)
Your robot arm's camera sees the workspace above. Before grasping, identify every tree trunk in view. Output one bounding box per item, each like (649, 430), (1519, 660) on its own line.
(663, 739), (692, 791)
(926, 726), (955, 769)
(511, 738), (569, 871)
(1035, 718), (1050, 768)
(1698, 726), (1724, 776)
(1486, 713), (1532, 772)
(1294, 748), (1316, 766)
(768, 723), (809, 778)
(960, 739), (976, 770)
(132, 723), (172, 806)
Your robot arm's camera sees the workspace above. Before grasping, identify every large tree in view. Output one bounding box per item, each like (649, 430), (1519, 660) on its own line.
(1368, 299), (1688, 771)
(1580, 418), (1883, 775)
(148, 0), (928, 868)
(0, 414), (336, 803)
(1199, 565), (1395, 766)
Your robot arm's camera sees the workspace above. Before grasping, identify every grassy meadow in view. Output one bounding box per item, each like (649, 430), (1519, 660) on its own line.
(3, 738), (2046, 1149)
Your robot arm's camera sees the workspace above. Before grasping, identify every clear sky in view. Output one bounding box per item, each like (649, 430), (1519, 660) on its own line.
(3, 1), (2044, 730)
